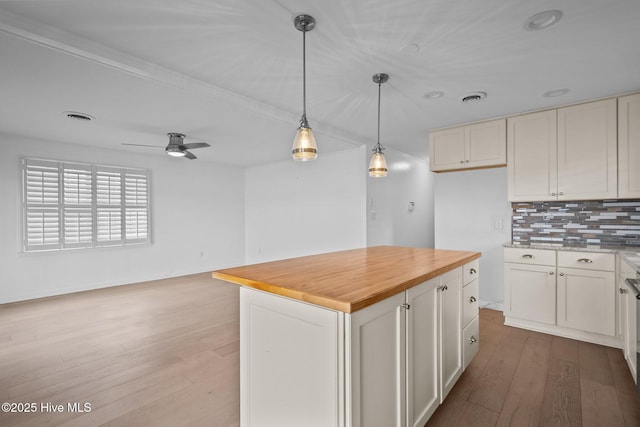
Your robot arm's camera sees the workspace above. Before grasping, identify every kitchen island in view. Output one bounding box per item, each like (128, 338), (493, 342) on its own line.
(213, 246), (481, 427)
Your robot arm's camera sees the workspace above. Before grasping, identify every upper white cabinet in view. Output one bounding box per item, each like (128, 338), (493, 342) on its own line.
(430, 119), (506, 172)
(507, 110), (557, 202)
(618, 93), (640, 198)
(557, 99), (617, 200)
(508, 98), (617, 201)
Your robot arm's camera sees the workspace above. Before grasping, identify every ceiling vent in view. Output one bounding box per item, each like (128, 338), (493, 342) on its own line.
(460, 92), (487, 103)
(62, 111), (94, 121)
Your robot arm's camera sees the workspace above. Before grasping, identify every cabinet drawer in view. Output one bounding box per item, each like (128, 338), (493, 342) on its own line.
(504, 247), (556, 266)
(557, 251), (615, 271)
(463, 259), (479, 285)
(463, 316), (479, 370)
(463, 279), (479, 327)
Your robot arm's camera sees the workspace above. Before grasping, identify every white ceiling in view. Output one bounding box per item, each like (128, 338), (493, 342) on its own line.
(1, 0), (639, 167)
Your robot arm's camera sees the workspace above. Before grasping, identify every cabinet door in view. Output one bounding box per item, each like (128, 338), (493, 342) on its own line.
(618, 93), (640, 198)
(504, 263), (556, 324)
(439, 267), (462, 401)
(240, 288), (341, 427)
(349, 292), (406, 427)
(507, 110), (557, 201)
(429, 127), (466, 171)
(465, 119), (506, 169)
(557, 268), (616, 336)
(406, 278), (439, 427)
(557, 98), (617, 200)
(623, 284), (637, 382)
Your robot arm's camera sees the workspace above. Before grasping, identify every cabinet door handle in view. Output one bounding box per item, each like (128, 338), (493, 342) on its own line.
(469, 336), (477, 344)
(577, 258), (593, 263)
(439, 284), (448, 292)
(469, 296), (477, 303)
(522, 254), (534, 259)
(459, 160), (464, 164)
(465, 160), (470, 163)
(619, 288), (626, 294)
(549, 271), (554, 276)
(469, 268), (477, 275)
(559, 272), (565, 276)
(401, 303), (411, 310)
(559, 192), (564, 196)
(551, 192), (557, 196)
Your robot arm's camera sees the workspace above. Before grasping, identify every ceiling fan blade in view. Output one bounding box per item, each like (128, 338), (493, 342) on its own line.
(182, 142), (210, 149)
(183, 151), (197, 160)
(122, 143), (164, 148)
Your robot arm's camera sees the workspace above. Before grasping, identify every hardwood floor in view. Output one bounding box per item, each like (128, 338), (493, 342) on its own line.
(0, 273), (240, 427)
(1, 274), (638, 426)
(427, 309), (640, 427)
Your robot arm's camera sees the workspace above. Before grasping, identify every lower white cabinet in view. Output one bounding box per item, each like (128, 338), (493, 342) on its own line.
(504, 262), (556, 325)
(239, 263), (477, 427)
(618, 257), (638, 384)
(438, 268), (463, 401)
(557, 267), (615, 336)
(504, 248), (618, 347)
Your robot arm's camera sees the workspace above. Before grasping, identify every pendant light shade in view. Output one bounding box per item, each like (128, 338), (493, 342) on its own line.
(292, 14), (318, 161)
(369, 73), (389, 177)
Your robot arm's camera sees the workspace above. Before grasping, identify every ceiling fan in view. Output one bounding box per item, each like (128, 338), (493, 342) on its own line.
(123, 132), (211, 159)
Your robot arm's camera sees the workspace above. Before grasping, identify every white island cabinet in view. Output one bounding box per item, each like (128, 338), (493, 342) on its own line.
(213, 246), (481, 427)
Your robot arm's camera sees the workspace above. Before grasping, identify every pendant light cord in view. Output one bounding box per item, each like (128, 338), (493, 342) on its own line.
(301, 26), (307, 125)
(377, 80), (381, 145)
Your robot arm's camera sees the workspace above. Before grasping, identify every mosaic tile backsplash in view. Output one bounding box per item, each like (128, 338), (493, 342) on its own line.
(512, 200), (640, 247)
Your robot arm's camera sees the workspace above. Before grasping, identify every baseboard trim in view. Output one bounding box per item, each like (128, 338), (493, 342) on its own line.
(504, 316), (622, 349)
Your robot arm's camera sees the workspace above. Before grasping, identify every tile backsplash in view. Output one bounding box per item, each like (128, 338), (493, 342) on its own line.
(512, 200), (640, 247)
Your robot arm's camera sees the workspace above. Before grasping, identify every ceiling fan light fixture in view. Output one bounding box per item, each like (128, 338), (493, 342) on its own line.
(369, 73), (389, 178)
(166, 146), (186, 157)
(292, 14), (318, 161)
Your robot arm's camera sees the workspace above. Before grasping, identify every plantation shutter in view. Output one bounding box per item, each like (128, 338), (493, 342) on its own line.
(23, 159), (61, 251)
(124, 169), (149, 243)
(62, 163), (93, 248)
(96, 166), (123, 246)
(22, 158), (151, 253)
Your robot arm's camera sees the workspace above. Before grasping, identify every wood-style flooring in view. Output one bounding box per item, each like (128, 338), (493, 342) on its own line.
(1, 273), (638, 426)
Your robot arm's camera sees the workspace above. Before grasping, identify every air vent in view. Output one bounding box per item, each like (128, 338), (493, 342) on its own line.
(62, 111), (95, 121)
(460, 92), (487, 103)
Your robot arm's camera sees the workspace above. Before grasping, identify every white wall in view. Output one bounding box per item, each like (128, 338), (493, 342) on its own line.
(367, 149), (434, 248)
(0, 133), (245, 303)
(244, 146), (367, 263)
(434, 167), (511, 306)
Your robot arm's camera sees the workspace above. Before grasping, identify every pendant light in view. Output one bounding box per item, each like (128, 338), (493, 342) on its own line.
(291, 14), (318, 161)
(369, 73), (389, 177)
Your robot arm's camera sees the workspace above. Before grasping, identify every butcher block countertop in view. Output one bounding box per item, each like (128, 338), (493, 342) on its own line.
(212, 246), (481, 313)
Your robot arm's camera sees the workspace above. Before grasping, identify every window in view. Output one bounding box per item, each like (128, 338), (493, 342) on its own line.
(22, 158), (150, 252)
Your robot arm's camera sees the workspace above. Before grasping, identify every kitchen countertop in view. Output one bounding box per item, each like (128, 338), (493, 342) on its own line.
(212, 245), (481, 313)
(504, 242), (640, 272)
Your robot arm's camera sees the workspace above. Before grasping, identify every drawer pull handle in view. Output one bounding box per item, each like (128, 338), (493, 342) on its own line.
(469, 336), (477, 344)
(559, 272), (565, 276)
(469, 268), (477, 275)
(438, 285), (448, 292)
(522, 254), (534, 259)
(469, 296), (477, 303)
(577, 258), (593, 263)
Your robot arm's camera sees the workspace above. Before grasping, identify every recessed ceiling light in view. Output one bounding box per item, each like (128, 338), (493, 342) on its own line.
(524, 10), (563, 31)
(543, 88), (570, 98)
(424, 90), (444, 100)
(62, 111), (95, 121)
(460, 92), (487, 103)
